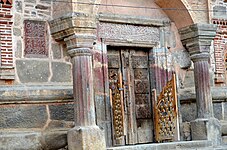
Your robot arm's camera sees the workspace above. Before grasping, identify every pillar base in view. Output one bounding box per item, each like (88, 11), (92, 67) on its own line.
(67, 126), (106, 150)
(191, 118), (221, 146)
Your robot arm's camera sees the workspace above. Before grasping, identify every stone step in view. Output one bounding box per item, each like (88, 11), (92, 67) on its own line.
(107, 140), (212, 150)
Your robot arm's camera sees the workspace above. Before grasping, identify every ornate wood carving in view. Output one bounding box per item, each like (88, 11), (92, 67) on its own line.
(109, 71), (124, 139)
(153, 74), (179, 142)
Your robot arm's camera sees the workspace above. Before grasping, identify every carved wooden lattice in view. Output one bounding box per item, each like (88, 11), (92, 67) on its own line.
(153, 74), (179, 142)
(109, 71), (124, 139)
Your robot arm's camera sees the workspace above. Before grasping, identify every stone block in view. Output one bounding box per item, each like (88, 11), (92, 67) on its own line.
(181, 122), (191, 141)
(13, 27), (21, 36)
(221, 122), (227, 135)
(15, 1), (22, 12)
(51, 62), (72, 82)
(137, 120), (153, 143)
(16, 60), (50, 83)
(213, 103), (223, 120)
(15, 39), (22, 58)
(41, 130), (67, 150)
(191, 118), (221, 146)
(213, 6), (227, 18)
(181, 103), (197, 122)
(52, 43), (62, 59)
(222, 136), (227, 145)
(0, 131), (42, 150)
(49, 103), (74, 121)
(183, 70), (195, 88)
(172, 49), (191, 69)
(14, 13), (21, 26)
(68, 126), (106, 150)
(223, 102), (227, 121)
(191, 119), (207, 140)
(0, 105), (47, 128)
(47, 120), (74, 129)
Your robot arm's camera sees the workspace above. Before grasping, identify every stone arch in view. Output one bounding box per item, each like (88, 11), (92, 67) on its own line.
(155, 0), (194, 29)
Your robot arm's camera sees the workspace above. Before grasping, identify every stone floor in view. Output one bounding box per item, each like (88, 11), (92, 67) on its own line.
(59, 141), (227, 150)
(106, 141), (227, 150)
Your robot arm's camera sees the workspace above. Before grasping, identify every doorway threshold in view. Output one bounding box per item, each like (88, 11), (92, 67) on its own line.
(107, 140), (213, 150)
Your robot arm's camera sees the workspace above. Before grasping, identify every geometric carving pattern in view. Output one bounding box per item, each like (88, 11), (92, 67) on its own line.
(154, 74), (179, 142)
(98, 22), (159, 43)
(24, 20), (48, 57)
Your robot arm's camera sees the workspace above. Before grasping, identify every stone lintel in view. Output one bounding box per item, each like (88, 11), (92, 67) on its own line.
(179, 24), (217, 55)
(98, 13), (170, 27)
(49, 12), (97, 41)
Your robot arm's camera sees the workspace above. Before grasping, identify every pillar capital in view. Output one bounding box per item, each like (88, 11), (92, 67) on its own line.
(49, 12), (97, 41)
(179, 23), (217, 56)
(190, 52), (210, 62)
(64, 34), (96, 57)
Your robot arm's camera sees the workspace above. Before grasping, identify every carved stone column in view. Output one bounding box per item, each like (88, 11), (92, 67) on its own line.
(49, 13), (106, 150)
(66, 37), (106, 150)
(179, 24), (221, 146)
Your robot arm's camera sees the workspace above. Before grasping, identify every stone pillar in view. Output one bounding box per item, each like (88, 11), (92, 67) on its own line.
(49, 12), (106, 150)
(179, 24), (221, 146)
(65, 35), (106, 150)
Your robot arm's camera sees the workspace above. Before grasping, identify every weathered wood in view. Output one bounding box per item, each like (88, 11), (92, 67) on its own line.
(108, 47), (153, 145)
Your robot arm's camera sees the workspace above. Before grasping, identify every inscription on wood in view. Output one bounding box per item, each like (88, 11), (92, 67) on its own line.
(24, 20), (48, 57)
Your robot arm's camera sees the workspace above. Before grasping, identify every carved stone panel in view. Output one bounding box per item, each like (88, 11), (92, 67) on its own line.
(98, 22), (159, 44)
(24, 20), (48, 57)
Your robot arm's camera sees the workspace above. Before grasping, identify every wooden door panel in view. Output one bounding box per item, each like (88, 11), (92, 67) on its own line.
(108, 47), (153, 145)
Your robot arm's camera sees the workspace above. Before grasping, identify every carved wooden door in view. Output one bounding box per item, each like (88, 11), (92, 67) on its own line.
(108, 46), (153, 146)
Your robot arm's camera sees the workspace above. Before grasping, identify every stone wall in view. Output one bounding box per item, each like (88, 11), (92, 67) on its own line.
(179, 87), (227, 143)
(12, 0), (72, 84)
(0, 1), (73, 149)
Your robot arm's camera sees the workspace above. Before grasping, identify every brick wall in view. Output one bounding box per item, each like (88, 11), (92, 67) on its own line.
(0, 1), (14, 79)
(212, 19), (227, 85)
(211, 0), (227, 85)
